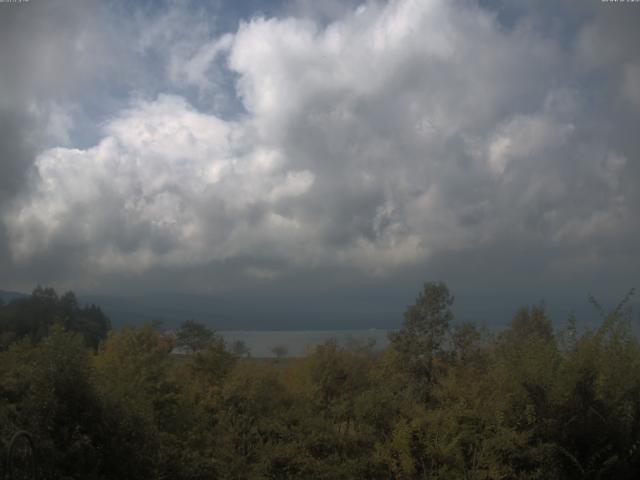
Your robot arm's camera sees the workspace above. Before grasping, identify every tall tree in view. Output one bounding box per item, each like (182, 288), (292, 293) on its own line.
(390, 281), (454, 390)
(175, 319), (215, 354)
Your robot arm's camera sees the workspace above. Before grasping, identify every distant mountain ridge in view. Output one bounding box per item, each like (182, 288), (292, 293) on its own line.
(1, 289), (395, 330)
(0, 289), (28, 303)
(1, 287), (630, 331)
(79, 292), (397, 330)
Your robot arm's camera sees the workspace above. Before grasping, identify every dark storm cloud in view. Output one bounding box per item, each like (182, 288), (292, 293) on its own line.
(0, 111), (37, 202)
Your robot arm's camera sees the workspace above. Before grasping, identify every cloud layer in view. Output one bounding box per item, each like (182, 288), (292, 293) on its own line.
(1, 0), (638, 306)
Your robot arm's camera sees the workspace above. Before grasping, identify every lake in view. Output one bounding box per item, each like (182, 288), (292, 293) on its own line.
(219, 329), (391, 357)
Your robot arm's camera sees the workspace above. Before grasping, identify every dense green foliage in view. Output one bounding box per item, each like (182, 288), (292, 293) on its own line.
(0, 287), (110, 350)
(1, 284), (639, 479)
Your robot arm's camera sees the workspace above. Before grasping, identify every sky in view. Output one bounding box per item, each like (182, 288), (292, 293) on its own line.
(0, 0), (638, 329)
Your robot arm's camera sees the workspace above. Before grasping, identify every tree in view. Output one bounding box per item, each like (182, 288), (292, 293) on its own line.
(3, 326), (107, 479)
(271, 345), (288, 362)
(175, 319), (215, 354)
(184, 335), (236, 392)
(451, 321), (485, 365)
(501, 305), (554, 345)
(231, 340), (251, 358)
(93, 324), (177, 478)
(389, 281), (454, 390)
(214, 362), (299, 479)
(0, 287), (110, 349)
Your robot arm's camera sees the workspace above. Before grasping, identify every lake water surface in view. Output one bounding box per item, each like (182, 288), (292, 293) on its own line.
(219, 329), (391, 357)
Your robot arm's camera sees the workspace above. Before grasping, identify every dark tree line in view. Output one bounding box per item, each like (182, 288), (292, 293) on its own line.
(1, 283), (639, 479)
(0, 287), (110, 350)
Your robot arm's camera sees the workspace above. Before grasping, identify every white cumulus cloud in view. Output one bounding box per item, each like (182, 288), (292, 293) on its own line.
(3, 0), (637, 282)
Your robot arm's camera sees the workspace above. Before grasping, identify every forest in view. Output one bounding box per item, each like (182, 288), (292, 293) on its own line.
(0, 282), (639, 479)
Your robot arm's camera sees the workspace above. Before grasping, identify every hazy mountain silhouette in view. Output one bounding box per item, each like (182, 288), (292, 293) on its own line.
(0, 289), (27, 303)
